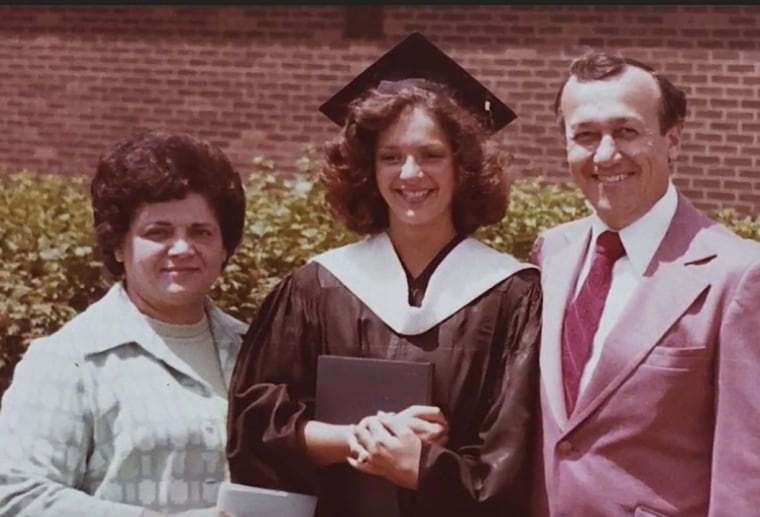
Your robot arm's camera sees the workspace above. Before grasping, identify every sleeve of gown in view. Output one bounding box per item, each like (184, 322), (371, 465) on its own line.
(225, 265), (322, 494)
(413, 269), (542, 517)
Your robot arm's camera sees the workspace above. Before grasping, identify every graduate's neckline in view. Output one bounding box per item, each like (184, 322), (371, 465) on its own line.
(393, 233), (467, 307)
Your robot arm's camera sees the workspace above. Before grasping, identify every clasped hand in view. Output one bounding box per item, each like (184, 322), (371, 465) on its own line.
(346, 405), (449, 489)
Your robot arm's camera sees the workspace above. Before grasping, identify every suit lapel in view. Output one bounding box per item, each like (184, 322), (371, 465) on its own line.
(567, 263), (709, 429)
(565, 195), (717, 433)
(540, 222), (591, 427)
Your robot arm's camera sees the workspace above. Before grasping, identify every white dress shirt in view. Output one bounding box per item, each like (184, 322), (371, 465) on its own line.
(575, 181), (678, 394)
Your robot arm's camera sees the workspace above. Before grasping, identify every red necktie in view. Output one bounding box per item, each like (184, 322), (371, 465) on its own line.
(561, 230), (626, 416)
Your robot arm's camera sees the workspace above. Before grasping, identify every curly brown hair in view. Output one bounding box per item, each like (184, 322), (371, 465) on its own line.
(91, 129), (245, 276)
(321, 79), (510, 236)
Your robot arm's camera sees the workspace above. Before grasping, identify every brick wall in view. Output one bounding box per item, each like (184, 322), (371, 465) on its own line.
(1, 5), (758, 215)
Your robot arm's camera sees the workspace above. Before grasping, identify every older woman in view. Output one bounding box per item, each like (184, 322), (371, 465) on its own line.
(226, 33), (541, 517)
(0, 130), (246, 516)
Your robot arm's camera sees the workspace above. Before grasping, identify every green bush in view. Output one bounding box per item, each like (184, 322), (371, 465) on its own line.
(715, 208), (760, 241)
(1, 173), (111, 399)
(2, 149), (759, 399)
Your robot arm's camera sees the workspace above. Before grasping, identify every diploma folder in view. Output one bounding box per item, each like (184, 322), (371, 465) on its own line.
(216, 480), (317, 517)
(315, 355), (434, 425)
(315, 355), (434, 517)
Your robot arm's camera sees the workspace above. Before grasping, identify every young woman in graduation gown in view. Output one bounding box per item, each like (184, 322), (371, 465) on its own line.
(226, 33), (542, 517)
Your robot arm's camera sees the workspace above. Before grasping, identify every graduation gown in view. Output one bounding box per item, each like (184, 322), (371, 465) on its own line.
(226, 233), (542, 517)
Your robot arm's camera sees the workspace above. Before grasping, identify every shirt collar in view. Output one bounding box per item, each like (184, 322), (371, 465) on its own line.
(81, 281), (245, 361)
(589, 180), (678, 276)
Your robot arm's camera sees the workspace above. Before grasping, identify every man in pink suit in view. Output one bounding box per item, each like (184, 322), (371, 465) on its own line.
(530, 52), (760, 516)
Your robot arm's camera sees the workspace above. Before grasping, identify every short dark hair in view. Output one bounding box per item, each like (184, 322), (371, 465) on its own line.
(553, 52), (687, 135)
(91, 130), (246, 276)
(321, 80), (510, 236)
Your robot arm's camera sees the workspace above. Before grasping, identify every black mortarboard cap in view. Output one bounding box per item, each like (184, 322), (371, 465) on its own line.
(319, 32), (516, 134)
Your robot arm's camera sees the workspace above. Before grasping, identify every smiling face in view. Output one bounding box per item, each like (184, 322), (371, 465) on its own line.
(560, 66), (682, 229)
(374, 106), (457, 240)
(115, 192), (227, 324)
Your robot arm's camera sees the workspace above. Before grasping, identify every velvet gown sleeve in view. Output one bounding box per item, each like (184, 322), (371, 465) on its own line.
(225, 263), (323, 494)
(412, 269), (542, 517)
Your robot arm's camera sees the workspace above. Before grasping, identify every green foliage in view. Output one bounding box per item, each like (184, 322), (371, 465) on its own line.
(715, 208), (760, 241)
(213, 146), (355, 318)
(476, 179), (590, 258)
(0, 172), (111, 398)
(1, 150), (758, 399)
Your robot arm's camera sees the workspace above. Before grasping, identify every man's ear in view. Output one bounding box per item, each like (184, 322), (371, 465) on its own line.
(666, 122), (683, 163)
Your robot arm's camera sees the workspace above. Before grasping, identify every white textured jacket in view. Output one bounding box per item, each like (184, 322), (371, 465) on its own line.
(0, 282), (247, 516)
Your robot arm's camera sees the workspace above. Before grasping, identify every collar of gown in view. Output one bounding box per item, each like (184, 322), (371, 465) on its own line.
(310, 232), (534, 336)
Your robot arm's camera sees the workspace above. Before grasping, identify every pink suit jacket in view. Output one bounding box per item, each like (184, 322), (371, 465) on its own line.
(530, 194), (760, 517)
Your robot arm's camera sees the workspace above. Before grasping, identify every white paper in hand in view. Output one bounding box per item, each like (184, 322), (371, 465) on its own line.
(217, 481), (317, 517)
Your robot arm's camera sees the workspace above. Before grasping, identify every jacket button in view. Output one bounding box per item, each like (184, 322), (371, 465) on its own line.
(557, 440), (574, 454)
